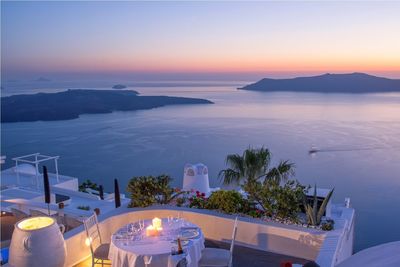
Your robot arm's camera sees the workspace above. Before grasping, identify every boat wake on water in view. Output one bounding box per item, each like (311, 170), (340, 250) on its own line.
(309, 145), (400, 154)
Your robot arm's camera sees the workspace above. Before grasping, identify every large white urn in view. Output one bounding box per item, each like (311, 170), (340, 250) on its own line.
(9, 216), (66, 267)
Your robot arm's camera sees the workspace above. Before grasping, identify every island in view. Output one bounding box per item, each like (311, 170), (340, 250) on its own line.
(239, 73), (400, 93)
(112, 84), (127, 89)
(1, 89), (213, 123)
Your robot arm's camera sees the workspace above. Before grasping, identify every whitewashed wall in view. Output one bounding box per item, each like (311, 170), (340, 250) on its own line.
(315, 207), (355, 267)
(64, 207), (327, 267)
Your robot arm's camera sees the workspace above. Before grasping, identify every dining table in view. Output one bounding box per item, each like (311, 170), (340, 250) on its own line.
(108, 217), (205, 267)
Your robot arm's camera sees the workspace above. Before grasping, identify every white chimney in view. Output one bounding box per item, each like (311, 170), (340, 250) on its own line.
(182, 163), (210, 194)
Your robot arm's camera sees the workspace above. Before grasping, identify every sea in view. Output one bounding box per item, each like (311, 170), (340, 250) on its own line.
(1, 79), (400, 252)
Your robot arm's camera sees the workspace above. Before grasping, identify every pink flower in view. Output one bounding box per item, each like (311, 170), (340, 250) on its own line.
(201, 193), (206, 197)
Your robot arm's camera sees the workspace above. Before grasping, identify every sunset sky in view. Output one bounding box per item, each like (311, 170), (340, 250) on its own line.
(1, 1), (400, 80)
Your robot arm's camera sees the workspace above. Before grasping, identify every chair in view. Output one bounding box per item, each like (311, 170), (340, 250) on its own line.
(199, 217), (238, 267)
(11, 208), (29, 221)
(83, 212), (111, 267)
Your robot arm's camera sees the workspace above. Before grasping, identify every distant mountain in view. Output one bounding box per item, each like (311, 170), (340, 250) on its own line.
(112, 84), (127, 89)
(1, 89), (213, 123)
(35, 77), (51, 82)
(239, 73), (400, 93)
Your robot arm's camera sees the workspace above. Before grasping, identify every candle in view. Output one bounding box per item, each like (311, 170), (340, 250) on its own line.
(152, 217), (162, 229)
(146, 225), (157, 237)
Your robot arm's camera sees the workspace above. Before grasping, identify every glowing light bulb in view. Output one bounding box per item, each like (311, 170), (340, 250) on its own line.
(85, 237), (92, 246)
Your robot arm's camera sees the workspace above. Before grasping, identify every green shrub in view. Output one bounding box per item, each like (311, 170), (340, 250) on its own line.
(206, 190), (246, 214)
(274, 180), (306, 220)
(248, 179), (306, 221)
(247, 209), (264, 218)
(176, 196), (186, 207)
(79, 179), (99, 192)
(127, 175), (183, 207)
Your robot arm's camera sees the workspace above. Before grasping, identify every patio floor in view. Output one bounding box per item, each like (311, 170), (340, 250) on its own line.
(74, 239), (309, 267)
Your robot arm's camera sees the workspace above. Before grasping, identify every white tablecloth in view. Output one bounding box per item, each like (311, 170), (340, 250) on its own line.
(109, 219), (205, 267)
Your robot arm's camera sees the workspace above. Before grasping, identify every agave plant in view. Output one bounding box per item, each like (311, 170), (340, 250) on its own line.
(304, 185), (334, 226)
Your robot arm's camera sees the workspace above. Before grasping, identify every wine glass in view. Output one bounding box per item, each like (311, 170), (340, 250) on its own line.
(139, 219), (145, 231)
(177, 212), (184, 227)
(127, 223), (133, 236)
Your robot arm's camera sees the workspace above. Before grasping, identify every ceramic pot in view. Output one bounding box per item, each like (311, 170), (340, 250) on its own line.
(9, 216), (66, 267)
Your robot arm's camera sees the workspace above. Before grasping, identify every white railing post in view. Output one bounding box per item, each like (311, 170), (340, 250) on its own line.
(55, 158), (60, 183)
(35, 162), (39, 190)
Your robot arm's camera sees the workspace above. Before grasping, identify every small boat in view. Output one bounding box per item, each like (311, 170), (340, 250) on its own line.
(309, 145), (319, 154)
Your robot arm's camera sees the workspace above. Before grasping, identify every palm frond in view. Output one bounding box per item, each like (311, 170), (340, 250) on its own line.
(226, 154), (245, 176)
(276, 160), (295, 181)
(243, 147), (271, 180)
(218, 168), (241, 185)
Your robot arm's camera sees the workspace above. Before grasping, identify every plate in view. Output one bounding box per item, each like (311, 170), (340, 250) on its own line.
(181, 229), (200, 239)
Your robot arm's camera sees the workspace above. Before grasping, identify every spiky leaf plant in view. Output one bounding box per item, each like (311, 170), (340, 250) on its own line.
(304, 185), (334, 226)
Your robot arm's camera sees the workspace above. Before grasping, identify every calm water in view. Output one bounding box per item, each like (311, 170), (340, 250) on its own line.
(2, 81), (400, 252)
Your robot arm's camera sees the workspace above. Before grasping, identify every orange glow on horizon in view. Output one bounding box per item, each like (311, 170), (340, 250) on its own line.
(15, 56), (400, 75)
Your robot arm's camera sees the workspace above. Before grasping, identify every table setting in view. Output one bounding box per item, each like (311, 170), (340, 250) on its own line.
(108, 216), (205, 267)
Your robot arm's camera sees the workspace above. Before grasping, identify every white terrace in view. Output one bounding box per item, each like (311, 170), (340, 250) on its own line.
(0, 154), (355, 267)
(1, 153), (128, 218)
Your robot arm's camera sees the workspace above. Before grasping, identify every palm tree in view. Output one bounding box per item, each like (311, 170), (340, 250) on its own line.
(219, 147), (295, 186)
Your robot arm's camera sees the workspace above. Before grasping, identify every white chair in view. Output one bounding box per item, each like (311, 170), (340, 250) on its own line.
(83, 213), (111, 267)
(199, 217), (238, 267)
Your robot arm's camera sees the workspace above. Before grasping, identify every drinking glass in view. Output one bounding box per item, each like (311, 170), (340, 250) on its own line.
(139, 219), (145, 231)
(127, 223), (134, 237)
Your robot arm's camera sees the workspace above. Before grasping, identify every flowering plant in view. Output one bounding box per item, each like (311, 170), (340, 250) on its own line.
(188, 191), (208, 209)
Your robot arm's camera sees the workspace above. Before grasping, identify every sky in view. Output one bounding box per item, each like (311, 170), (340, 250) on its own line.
(1, 1), (400, 80)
